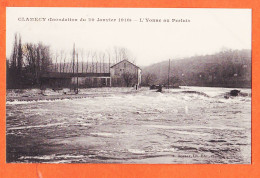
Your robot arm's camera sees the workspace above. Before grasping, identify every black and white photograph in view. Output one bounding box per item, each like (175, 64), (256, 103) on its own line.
(6, 8), (251, 163)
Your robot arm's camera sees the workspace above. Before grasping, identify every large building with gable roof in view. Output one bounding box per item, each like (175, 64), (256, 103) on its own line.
(110, 59), (142, 87)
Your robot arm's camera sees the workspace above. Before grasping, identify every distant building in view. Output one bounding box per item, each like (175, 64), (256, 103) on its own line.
(110, 59), (141, 87)
(40, 60), (141, 88)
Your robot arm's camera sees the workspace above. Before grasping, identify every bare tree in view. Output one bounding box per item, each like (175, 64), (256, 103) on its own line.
(11, 33), (18, 69)
(122, 72), (136, 87)
(22, 42), (52, 85)
(98, 52), (105, 73)
(59, 51), (63, 73)
(54, 52), (59, 72)
(24, 43), (37, 74)
(114, 47), (118, 64)
(96, 54), (98, 73)
(68, 60), (73, 73)
(17, 35), (23, 77)
(59, 51), (67, 73)
(91, 51), (96, 73)
(142, 73), (157, 86)
(85, 50), (90, 73)
(106, 49), (111, 73)
(80, 49), (84, 73)
(120, 47), (126, 61)
(102, 53), (105, 73)
(113, 46), (136, 64)
(99, 52), (102, 73)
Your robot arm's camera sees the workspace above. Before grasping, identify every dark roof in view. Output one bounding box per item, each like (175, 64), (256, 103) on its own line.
(76, 73), (110, 77)
(41, 72), (71, 79)
(110, 59), (141, 69)
(40, 72), (110, 79)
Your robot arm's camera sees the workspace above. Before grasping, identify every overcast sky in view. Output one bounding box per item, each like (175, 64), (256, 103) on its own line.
(6, 8), (251, 66)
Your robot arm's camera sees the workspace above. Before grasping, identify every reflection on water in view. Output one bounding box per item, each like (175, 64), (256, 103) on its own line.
(6, 87), (251, 163)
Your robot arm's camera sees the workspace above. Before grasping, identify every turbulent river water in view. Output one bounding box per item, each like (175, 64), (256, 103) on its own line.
(6, 87), (251, 163)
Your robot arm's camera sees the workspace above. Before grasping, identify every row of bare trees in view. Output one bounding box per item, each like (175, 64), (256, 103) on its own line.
(51, 46), (136, 74)
(7, 34), (137, 89)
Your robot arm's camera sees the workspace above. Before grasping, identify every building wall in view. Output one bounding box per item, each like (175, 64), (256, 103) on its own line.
(40, 78), (72, 89)
(71, 77), (111, 88)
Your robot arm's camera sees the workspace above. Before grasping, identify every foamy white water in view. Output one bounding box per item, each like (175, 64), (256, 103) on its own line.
(6, 87), (251, 163)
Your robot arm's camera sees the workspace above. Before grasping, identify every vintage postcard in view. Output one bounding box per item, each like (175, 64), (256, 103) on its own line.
(5, 7), (251, 164)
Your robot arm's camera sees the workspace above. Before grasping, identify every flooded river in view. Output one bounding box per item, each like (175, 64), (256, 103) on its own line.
(6, 87), (251, 163)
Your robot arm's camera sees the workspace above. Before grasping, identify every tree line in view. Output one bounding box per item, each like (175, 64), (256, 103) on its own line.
(7, 34), (53, 88)
(142, 49), (251, 88)
(7, 34), (136, 89)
